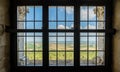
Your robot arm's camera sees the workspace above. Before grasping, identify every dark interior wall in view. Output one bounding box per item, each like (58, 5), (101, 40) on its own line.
(114, 0), (120, 72)
(0, 0), (120, 72)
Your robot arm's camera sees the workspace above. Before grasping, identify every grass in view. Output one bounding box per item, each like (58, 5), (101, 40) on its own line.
(25, 43), (96, 61)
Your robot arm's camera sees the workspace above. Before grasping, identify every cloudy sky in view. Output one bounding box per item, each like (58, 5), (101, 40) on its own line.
(20, 6), (97, 42)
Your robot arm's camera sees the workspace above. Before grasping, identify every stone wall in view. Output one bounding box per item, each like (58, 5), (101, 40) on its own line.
(0, 0), (120, 72)
(114, 0), (120, 72)
(0, 0), (9, 72)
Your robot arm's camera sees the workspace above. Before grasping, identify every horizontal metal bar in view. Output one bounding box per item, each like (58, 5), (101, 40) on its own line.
(17, 0), (109, 6)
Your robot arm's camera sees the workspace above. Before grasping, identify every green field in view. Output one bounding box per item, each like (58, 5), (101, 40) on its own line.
(25, 42), (96, 61)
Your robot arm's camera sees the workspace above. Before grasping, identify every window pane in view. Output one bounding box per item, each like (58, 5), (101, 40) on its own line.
(35, 37), (42, 51)
(80, 22), (87, 29)
(66, 52), (74, 66)
(89, 6), (96, 21)
(27, 52), (34, 66)
(17, 33), (43, 66)
(49, 6), (56, 20)
(35, 6), (42, 20)
(49, 32), (74, 66)
(88, 51), (96, 66)
(89, 37), (96, 50)
(97, 22), (105, 29)
(27, 37), (34, 51)
(35, 52), (42, 66)
(26, 6), (34, 20)
(17, 22), (25, 29)
(80, 51), (87, 66)
(58, 52), (65, 66)
(97, 52), (104, 65)
(66, 6), (74, 21)
(49, 52), (56, 66)
(18, 52), (26, 66)
(35, 22), (42, 29)
(80, 6), (87, 21)
(49, 22), (56, 29)
(96, 6), (105, 21)
(49, 37), (56, 50)
(26, 22), (34, 29)
(58, 6), (65, 20)
(66, 37), (74, 51)
(17, 6), (26, 21)
(80, 37), (87, 50)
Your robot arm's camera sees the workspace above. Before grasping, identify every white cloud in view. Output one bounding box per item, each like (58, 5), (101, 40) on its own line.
(81, 7), (96, 20)
(66, 7), (74, 14)
(57, 25), (70, 29)
(70, 24), (74, 29)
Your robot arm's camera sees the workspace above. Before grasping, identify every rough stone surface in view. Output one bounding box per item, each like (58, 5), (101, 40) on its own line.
(114, 0), (120, 72)
(0, 0), (9, 72)
(0, 0), (120, 72)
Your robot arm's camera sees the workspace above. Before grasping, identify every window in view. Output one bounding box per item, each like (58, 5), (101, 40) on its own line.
(10, 0), (113, 72)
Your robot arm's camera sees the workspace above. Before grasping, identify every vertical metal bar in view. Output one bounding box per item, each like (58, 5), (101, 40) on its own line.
(74, 5), (80, 66)
(43, 5), (48, 67)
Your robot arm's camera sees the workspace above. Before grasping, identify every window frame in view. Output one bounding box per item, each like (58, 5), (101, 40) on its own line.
(9, 0), (114, 72)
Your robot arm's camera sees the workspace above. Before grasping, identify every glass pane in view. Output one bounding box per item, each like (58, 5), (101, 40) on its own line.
(97, 37), (105, 50)
(49, 37), (56, 50)
(66, 6), (74, 21)
(26, 22), (34, 29)
(18, 52), (26, 66)
(49, 33), (57, 37)
(58, 6), (65, 20)
(66, 37), (74, 51)
(49, 52), (56, 66)
(27, 33), (34, 36)
(58, 52), (65, 66)
(27, 52), (34, 66)
(97, 52), (104, 65)
(27, 37), (34, 51)
(97, 22), (105, 29)
(17, 22), (25, 29)
(35, 52), (42, 66)
(80, 51), (87, 66)
(49, 22), (56, 29)
(49, 6), (56, 20)
(58, 22), (65, 29)
(80, 22), (87, 29)
(80, 37), (87, 50)
(35, 6), (42, 20)
(96, 6), (105, 21)
(35, 37), (42, 51)
(26, 6), (34, 20)
(17, 6), (26, 21)
(89, 37), (96, 50)
(66, 52), (74, 66)
(88, 22), (96, 29)
(80, 33), (87, 37)
(58, 37), (65, 50)
(17, 37), (25, 51)
(88, 51), (96, 66)
(35, 22), (42, 29)
(89, 6), (96, 21)
(66, 22), (74, 29)
(80, 6), (87, 21)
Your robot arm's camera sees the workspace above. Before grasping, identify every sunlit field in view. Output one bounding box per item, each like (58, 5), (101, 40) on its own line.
(26, 42), (96, 61)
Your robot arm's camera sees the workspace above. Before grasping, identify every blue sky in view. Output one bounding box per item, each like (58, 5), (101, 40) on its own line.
(18, 6), (103, 43)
